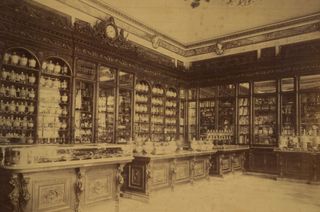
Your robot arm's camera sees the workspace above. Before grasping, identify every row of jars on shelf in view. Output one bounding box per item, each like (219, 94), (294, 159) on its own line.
(134, 114), (149, 122)
(136, 104), (148, 113)
(38, 105), (68, 116)
(205, 130), (234, 141)
(41, 61), (69, 75)
(165, 109), (176, 116)
(151, 98), (164, 105)
(254, 126), (274, 135)
(135, 82), (149, 92)
(239, 126), (249, 134)
(38, 136), (67, 144)
(40, 76), (68, 89)
(166, 101), (177, 107)
(0, 116), (34, 129)
(0, 100), (35, 114)
(239, 116), (249, 125)
(239, 98), (249, 106)
(74, 132), (92, 143)
(135, 94), (148, 103)
(166, 90), (177, 98)
(281, 126), (295, 136)
(255, 98), (276, 105)
(3, 52), (37, 68)
(0, 84), (36, 99)
(254, 115), (275, 125)
(151, 87), (164, 95)
(38, 118), (68, 129)
(151, 115), (164, 124)
(1, 69), (37, 84)
(239, 107), (249, 116)
(166, 118), (176, 125)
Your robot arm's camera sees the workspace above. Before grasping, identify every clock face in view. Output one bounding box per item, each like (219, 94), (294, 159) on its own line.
(105, 25), (117, 39)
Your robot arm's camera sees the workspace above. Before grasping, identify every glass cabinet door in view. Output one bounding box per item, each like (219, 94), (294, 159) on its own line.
(135, 80), (150, 141)
(253, 80), (277, 145)
(281, 78), (296, 136)
(97, 66), (116, 143)
(300, 74), (320, 136)
(199, 86), (217, 140)
(151, 84), (165, 141)
(218, 84), (235, 144)
(164, 87), (178, 141)
(188, 101), (197, 141)
(117, 71), (133, 143)
(74, 80), (94, 143)
(179, 89), (186, 141)
(238, 82), (250, 145)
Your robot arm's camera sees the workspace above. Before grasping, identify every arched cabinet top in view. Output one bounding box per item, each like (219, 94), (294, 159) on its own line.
(41, 56), (72, 76)
(2, 47), (40, 69)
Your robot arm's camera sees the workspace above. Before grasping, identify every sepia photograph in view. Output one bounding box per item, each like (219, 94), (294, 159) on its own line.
(0, 0), (320, 211)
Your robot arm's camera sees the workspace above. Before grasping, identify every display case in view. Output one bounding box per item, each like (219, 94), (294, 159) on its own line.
(117, 71), (134, 143)
(300, 74), (320, 137)
(151, 84), (165, 142)
(238, 83), (250, 145)
(164, 87), (178, 141)
(253, 80), (277, 146)
(280, 78), (296, 136)
(199, 86), (217, 139)
(218, 84), (235, 143)
(134, 80), (151, 141)
(97, 66), (116, 143)
(187, 88), (198, 141)
(0, 48), (39, 144)
(74, 80), (94, 143)
(38, 57), (71, 144)
(179, 89), (186, 142)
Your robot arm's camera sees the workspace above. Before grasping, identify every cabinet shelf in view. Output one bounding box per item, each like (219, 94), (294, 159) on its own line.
(2, 63), (39, 72)
(41, 72), (71, 78)
(0, 79), (37, 88)
(0, 95), (37, 102)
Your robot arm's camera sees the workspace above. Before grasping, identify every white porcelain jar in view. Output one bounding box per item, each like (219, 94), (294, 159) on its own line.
(11, 52), (20, 65)
(20, 54), (28, 66)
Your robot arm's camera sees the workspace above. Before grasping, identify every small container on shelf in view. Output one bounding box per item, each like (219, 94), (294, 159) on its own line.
(28, 58), (36, 68)
(3, 53), (11, 64)
(19, 54), (28, 66)
(10, 52), (20, 65)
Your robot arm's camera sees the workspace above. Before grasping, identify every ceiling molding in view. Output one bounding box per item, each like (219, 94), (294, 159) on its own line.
(55, 0), (320, 60)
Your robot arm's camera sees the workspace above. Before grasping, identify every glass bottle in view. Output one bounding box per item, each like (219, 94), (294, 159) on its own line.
(29, 88), (35, 99)
(9, 70), (16, 81)
(47, 60), (54, 72)
(54, 62), (61, 74)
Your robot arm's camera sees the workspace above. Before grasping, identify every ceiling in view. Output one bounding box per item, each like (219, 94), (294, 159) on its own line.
(99, 0), (320, 45)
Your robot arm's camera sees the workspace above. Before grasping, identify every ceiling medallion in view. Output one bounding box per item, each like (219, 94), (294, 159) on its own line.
(186, 0), (255, 8)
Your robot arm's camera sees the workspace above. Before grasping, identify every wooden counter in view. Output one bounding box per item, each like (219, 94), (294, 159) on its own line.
(0, 144), (133, 212)
(210, 146), (249, 177)
(275, 148), (320, 183)
(123, 150), (216, 198)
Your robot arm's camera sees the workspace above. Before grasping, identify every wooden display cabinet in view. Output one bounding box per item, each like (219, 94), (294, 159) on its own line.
(0, 47), (40, 145)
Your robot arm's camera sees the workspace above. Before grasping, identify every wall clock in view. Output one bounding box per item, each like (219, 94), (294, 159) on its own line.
(105, 24), (117, 40)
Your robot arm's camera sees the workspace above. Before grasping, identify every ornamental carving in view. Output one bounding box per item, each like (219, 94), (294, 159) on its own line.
(75, 168), (85, 212)
(9, 174), (20, 212)
(39, 184), (65, 208)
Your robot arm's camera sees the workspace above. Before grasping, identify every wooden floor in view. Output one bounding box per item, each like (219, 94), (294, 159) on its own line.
(90, 174), (320, 212)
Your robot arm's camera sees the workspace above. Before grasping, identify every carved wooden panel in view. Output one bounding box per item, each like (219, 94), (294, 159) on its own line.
(84, 167), (114, 204)
(221, 157), (232, 173)
(283, 153), (312, 179)
(152, 162), (170, 188)
(232, 154), (242, 170)
(75, 59), (96, 80)
(175, 160), (190, 182)
(194, 160), (206, 178)
(31, 171), (74, 212)
(128, 164), (145, 191)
